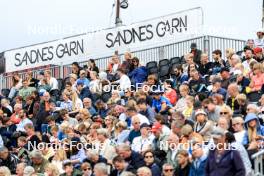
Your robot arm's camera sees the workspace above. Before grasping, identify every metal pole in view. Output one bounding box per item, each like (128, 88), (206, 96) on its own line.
(262, 0), (264, 28)
(115, 0), (122, 27)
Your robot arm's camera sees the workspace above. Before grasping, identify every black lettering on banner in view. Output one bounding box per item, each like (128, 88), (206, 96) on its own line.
(113, 32), (122, 47)
(138, 26), (147, 41)
(131, 28), (140, 43)
(70, 42), (77, 55)
(106, 33), (114, 48)
(47, 46), (54, 60)
(76, 40), (84, 54)
(156, 21), (166, 37)
(56, 44), (64, 58)
(22, 52), (29, 66)
(41, 47), (48, 61)
(64, 43), (70, 56)
(30, 50), (38, 64)
(15, 53), (22, 66)
(123, 29), (133, 44)
(146, 24), (154, 40)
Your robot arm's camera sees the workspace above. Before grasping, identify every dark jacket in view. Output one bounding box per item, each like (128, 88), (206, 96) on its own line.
(205, 149), (245, 176)
(198, 62), (213, 76)
(190, 49), (202, 65)
(189, 157), (207, 176)
(175, 163), (190, 176)
(128, 66), (148, 85)
(125, 151), (145, 173)
(226, 97), (240, 113)
(110, 165), (135, 176)
(147, 163), (162, 176)
(79, 86), (92, 101)
(0, 153), (20, 174)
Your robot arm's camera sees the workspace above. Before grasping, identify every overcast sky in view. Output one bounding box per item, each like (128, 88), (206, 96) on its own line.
(0, 0), (262, 52)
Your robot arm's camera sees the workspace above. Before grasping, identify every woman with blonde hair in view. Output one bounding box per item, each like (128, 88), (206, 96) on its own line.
(236, 94), (248, 116)
(249, 63), (264, 91)
(0, 166), (11, 176)
(114, 121), (130, 144)
(51, 150), (66, 175)
(44, 163), (60, 176)
(78, 108), (92, 124)
(225, 48), (235, 67)
(107, 90), (121, 105)
(174, 84), (189, 112)
(69, 90), (83, 114)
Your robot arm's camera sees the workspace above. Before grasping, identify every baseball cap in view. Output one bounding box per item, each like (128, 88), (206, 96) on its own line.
(76, 79), (84, 86)
(256, 28), (264, 33)
(38, 89), (46, 97)
(220, 67), (229, 73)
(151, 122), (162, 132)
(211, 127), (225, 139)
(195, 109), (207, 117)
(190, 43), (197, 49)
(254, 47), (262, 54)
(140, 123), (150, 129)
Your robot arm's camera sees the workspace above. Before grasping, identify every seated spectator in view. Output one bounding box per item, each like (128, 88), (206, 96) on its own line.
(174, 150), (190, 176)
(76, 79), (92, 101)
(15, 162), (26, 176)
(29, 150), (49, 174)
(0, 99), (12, 113)
(182, 96), (194, 119)
(227, 83), (240, 112)
(44, 70), (58, 90)
(16, 109), (33, 132)
(114, 121), (131, 145)
(9, 103), (22, 125)
(44, 163), (60, 176)
(166, 133), (180, 169)
(110, 155), (133, 176)
(61, 159), (82, 176)
(217, 117), (229, 131)
(0, 146), (20, 174)
(127, 116), (141, 144)
(163, 79), (177, 105)
(60, 91), (73, 112)
(143, 150), (161, 176)
(89, 71), (101, 94)
(69, 74), (78, 91)
(137, 98), (156, 125)
(77, 70), (90, 87)
(249, 63), (264, 92)
(202, 98), (221, 123)
(18, 79), (36, 101)
(219, 105), (234, 132)
(107, 90), (122, 105)
(116, 143), (145, 173)
(188, 69), (206, 93)
(59, 109), (78, 128)
(229, 54), (241, 73)
(232, 116), (246, 144)
(113, 68), (131, 91)
(151, 89), (172, 114)
(211, 94), (224, 107)
(80, 162), (92, 176)
(0, 166), (11, 176)
(193, 110), (213, 143)
(220, 67), (231, 89)
(24, 124), (41, 151)
(242, 49), (255, 74)
(107, 54), (121, 74)
(173, 84), (189, 112)
(87, 59), (100, 75)
(83, 98), (97, 116)
(69, 137), (86, 168)
(235, 70), (250, 93)
(128, 57), (147, 86)
(209, 77), (227, 99)
(71, 62), (82, 77)
(235, 94), (248, 116)
(131, 123), (154, 154)
(198, 53), (213, 76)
(8, 73), (22, 100)
(137, 166), (152, 176)
(173, 65), (188, 87)
(126, 107), (150, 126)
(162, 163), (175, 176)
(254, 47), (264, 62)
(211, 49), (226, 75)
(37, 78), (51, 92)
(246, 104), (259, 114)
(51, 149), (67, 174)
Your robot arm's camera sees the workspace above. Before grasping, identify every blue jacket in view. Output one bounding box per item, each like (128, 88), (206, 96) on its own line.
(189, 156), (207, 176)
(205, 149), (245, 176)
(128, 66), (147, 85)
(242, 113), (264, 145)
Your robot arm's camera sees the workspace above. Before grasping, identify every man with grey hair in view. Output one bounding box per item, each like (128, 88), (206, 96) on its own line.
(137, 166), (152, 176)
(116, 143), (144, 173)
(16, 162), (26, 176)
(94, 163), (108, 176)
(96, 128), (117, 162)
(29, 150), (49, 174)
(162, 163), (174, 176)
(84, 150), (107, 169)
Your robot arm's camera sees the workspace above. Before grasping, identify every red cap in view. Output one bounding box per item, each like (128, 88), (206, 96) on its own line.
(151, 122), (162, 132)
(254, 47), (262, 54)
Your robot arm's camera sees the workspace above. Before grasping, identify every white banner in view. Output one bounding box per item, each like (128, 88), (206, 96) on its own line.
(4, 7), (203, 72)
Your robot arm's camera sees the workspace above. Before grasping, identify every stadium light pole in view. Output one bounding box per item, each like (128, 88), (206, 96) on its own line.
(115, 0), (128, 27)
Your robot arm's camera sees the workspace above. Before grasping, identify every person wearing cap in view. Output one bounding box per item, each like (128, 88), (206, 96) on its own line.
(190, 43), (202, 65)
(151, 88), (172, 114)
(76, 79), (92, 101)
(0, 146), (20, 174)
(209, 77), (227, 99)
(253, 47), (264, 62)
(77, 70), (90, 88)
(193, 109), (213, 143)
(254, 28), (264, 48)
(131, 123), (154, 154)
(29, 150), (50, 174)
(205, 127), (246, 176)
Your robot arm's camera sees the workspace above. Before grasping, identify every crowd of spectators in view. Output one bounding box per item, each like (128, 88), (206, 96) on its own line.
(0, 29), (263, 176)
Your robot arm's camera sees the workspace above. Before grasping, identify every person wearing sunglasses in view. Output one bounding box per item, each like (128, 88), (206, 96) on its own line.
(81, 162), (92, 176)
(162, 163), (174, 176)
(219, 105), (234, 133)
(143, 150), (161, 176)
(232, 116), (246, 144)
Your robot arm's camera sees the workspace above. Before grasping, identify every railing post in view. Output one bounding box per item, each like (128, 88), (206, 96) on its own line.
(60, 62), (64, 79)
(0, 74), (3, 90)
(159, 46), (165, 61)
(203, 35), (210, 56)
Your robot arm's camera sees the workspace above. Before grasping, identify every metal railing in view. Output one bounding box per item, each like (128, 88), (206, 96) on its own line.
(0, 35), (246, 89)
(252, 149), (264, 176)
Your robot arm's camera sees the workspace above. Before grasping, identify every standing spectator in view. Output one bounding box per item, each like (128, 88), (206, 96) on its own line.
(108, 54), (121, 74)
(212, 50), (225, 74)
(113, 68), (131, 91)
(87, 59), (100, 75)
(121, 51), (133, 73)
(71, 62), (82, 77)
(44, 70), (58, 90)
(205, 127), (246, 176)
(128, 57), (147, 86)
(190, 43), (202, 65)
